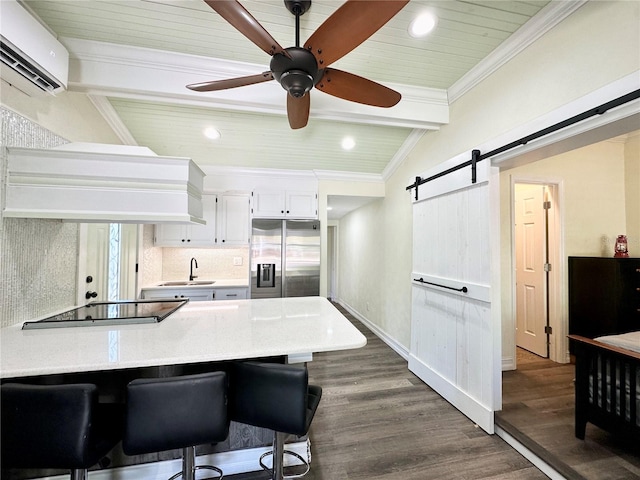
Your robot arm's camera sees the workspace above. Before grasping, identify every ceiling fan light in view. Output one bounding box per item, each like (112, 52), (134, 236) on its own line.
(280, 70), (314, 98)
(409, 12), (437, 38)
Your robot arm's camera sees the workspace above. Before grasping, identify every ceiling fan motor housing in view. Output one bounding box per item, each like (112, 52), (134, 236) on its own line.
(271, 47), (323, 97)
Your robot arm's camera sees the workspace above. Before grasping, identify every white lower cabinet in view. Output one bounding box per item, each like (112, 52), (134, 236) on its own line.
(141, 286), (248, 302)
(140, 288), (214, 302)
(213, 287), (248, 300)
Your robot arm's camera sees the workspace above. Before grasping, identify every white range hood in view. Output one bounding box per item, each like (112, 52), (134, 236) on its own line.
(2, 143), (206, 224)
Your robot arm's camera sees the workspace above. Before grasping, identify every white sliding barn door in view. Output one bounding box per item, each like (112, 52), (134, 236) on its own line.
(409, 160), (501, 434)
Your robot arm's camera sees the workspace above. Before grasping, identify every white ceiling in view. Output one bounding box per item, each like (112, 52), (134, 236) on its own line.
(16, 0), (570, 179)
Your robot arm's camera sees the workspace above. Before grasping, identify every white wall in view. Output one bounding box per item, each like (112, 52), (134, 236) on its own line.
(337, 199), (385, 320)
(502, 140), (628, 258)
(337, 1), (640, 352)
(318, 177), (385, 297)
(1, 85), (122, 144)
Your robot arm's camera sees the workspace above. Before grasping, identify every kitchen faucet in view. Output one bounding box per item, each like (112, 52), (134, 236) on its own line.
(189, 257), (198, 281)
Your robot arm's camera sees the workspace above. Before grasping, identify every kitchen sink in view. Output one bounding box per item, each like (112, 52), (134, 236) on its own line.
(158, 281), (216, 286)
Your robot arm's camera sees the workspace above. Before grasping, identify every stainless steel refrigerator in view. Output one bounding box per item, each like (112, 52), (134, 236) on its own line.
(250, 219), (320, 298)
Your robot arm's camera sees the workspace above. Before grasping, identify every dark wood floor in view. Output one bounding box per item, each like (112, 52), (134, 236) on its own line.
(229, 305), (546, 480)
(498, 347), (640, 480)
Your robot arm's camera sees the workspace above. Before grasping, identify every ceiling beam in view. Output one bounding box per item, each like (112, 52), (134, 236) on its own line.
(63, 37), (449, 130)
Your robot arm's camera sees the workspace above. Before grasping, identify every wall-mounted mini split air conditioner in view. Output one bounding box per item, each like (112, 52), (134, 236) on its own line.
(0, 0), (69, 97)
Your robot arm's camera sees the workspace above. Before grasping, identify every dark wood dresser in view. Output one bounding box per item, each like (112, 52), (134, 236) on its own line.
(568, 256), (640, 341)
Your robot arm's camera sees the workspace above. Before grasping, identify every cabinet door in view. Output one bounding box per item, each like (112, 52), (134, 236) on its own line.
(252, 190), (286, 218)
(154, 224), (188, 246)
(568, 257), (619, 339)
(286, 191), (317, 218)
(618, 259), (640, 333)
(219, 195), (250, 245)
(141, 288), (214, 301)
(155, 195), (217, 246)
(187, 194), (217, 246)
(213, 287), (248, 300)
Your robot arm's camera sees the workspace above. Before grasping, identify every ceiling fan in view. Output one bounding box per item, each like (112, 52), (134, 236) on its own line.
(187, 0), (409, 129)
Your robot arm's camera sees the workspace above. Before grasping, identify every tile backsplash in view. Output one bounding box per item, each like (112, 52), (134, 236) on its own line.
(159, 246), (249, 282)
(0, 107), (75, 327)
(140, 225), (249, 286)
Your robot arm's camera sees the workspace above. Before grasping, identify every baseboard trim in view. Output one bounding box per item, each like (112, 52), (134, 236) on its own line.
(502, 355), (515, 371)
(35, 441), (309, 480)
(337, 300), (410, 361)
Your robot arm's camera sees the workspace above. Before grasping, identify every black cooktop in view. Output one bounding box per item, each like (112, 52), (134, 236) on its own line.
(22, 299), (188, 330)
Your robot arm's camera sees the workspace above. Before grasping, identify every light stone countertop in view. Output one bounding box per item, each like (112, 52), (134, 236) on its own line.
(0, 297), (366, 379)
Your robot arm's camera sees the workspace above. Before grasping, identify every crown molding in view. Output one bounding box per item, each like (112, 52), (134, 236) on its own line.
(201, 164), (384, 185)
(448, 0), (587, 103)
(200, 165), (317, 180)
(313, 170), (384, 183)
(87, 94), (137, 146)
(382, 129), (427, 181)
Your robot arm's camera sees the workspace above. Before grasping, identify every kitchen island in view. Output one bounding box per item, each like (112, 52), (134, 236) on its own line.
(1, 297), (367, 478)
(0, 296), (366, 379)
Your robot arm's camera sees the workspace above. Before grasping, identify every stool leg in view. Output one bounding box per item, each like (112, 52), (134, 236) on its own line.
(168, 447), (195, 480)
(272, 431), (285, 480)
(70, 469), (88, 480)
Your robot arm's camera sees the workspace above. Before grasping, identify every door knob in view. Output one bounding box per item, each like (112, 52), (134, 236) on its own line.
(85, 291), (98, 299)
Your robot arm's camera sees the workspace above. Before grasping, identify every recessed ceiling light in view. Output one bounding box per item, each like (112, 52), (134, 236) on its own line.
(409, 12), (437, 38)
(203, 127), (221, 140)
(341, 136), (356, 150)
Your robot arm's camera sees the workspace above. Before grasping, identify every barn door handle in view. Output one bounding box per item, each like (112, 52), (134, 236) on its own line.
(413, 278), (468, 293)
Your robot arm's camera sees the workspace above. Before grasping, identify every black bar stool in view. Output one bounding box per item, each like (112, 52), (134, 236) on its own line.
(230, 362), (322, 480)
(1, 383), (124, 480)
(122, 371), (229, 480)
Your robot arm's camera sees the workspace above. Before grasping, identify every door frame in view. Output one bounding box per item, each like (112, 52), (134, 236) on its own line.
(508, 176), (565, 367)
(327, 224), (338, 301)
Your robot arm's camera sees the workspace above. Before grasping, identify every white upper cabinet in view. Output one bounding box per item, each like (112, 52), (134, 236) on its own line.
(155, 194), (217, 246)
(155, 193), (251, 247)
(252, 190), (317, 219)
(251, 190), (286, 218)
(286, 191), (318, 218)
(218, 194), (250, 245)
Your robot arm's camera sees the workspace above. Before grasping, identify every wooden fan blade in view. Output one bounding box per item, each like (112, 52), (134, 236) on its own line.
(187, 71), (274, 92)
(287, 94), (310, 129)
(204, 1), (289, 57)
(304, 0), (409, 67)
(315, 69), (401, 107)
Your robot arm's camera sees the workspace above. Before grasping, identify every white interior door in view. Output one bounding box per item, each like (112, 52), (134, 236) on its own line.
(514, 184), (547, 357)
(410, 159), (501, 434)
(78, 223), (110, 304)
(77, 223), (139, 305)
